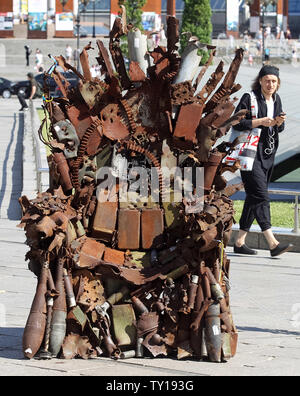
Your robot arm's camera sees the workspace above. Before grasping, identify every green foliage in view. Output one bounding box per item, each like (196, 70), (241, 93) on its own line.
(118, 0), (146, 32)
(118, 0), (146, 62)
(233, 200), (294, 228)
(180, 0), (212, 64)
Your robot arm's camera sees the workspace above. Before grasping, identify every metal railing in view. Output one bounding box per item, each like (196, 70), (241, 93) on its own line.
(268, 188), (300, 234)
(28, 100), (49, 193)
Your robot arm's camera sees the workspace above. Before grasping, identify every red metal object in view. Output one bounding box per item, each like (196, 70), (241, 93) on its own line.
(141, 209), (164, 250)
(91, 201), (118, 242)
(118, 209), (140, 250)
(173, 102), (203, 142)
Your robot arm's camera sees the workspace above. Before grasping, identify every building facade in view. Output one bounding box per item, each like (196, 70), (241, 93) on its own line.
(4, 1), (300, 39)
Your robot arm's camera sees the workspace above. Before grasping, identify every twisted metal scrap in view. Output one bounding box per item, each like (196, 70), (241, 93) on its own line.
(20, 13), (246, 363)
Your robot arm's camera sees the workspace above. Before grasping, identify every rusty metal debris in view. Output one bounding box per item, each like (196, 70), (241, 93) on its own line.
(20, 14), (246, 363)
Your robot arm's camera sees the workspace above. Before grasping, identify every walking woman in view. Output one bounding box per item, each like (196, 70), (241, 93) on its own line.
(233, 65), (293, 257)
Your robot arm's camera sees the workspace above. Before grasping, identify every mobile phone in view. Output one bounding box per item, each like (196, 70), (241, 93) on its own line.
(279, 112), (286, 116)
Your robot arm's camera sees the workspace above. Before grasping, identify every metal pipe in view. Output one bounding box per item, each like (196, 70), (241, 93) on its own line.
(92, 0), (96, 38)
(294, 195), (299, 233)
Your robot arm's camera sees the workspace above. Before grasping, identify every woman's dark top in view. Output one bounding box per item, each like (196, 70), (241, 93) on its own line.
(233, 88), (285, 171)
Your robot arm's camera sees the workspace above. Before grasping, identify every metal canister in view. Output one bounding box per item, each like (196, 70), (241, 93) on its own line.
(205, 302), (222, 363)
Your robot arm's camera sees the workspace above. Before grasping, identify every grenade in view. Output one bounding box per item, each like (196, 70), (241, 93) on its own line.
(49, 259), (67, 357)
(205, 302), (222, 362)
(23, 261), (48, 359)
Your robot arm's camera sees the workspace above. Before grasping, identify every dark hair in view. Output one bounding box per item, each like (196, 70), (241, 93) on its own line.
(251, 66), (281, 92)
(27, 72), (34, 79)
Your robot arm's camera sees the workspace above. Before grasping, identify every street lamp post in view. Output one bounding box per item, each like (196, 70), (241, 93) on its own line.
(76, 11), (80, 71)
(92, 0), (96, 38)
(59, 0), (68, 12)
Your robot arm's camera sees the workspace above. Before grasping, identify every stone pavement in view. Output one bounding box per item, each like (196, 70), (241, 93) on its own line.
(0, 218), (300, 376)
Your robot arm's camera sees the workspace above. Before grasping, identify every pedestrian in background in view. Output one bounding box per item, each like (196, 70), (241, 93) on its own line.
(24, 45), (32, 67)
(34, 49), (44, 72)
(17, 72), (41, 112)
(233, 65), (293, 257)
(65, 44), (72, 63)
(248, 53), (253, 67)
(264, 47), (270, 64)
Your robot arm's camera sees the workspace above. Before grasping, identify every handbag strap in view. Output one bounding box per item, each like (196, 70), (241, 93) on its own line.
(249, 91), (258, 120)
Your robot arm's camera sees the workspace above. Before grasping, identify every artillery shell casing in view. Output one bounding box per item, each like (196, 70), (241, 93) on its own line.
(49, 310), (67, 357)
(205, 303), (222, 362)
(23, 263), (48, 359)
(187, 275), (199, 309)
(120, 350), (136, 359)
(63, 269), (76, 308)
(211, 283), (225, 301)
(131, 296), (149, 315)
(23, 311), (47, 359)
(136, 337), (144, 357)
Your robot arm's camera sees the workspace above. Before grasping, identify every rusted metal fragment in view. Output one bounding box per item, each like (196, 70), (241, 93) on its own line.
(91, 201), (118, 242)
(61, 334), (95, 360)
(79, 79), (108, 109)
(173, 102), (203, 142)
(129, 61), (147, 82)
(203, 151), (223, 190)
(141, 209), (164, 249)
(171, 81), (195, 105)
(66, 105), (102, 156)
(196, 61), (225, 106)
(150, 47), (170, 79)
(53, 120), (80, 159)
(204, 48), (244, 114)
(100, 103), (130, 140)
(55, 55), (84, 80)
(118, 209), (140, 250)
(166, 16), (179, 54)
(103, 248), (125, 265)
(112, 304), (136, 347)
(80, 42), (93, 82)
(52, 152), (73, 192)
(52, 70), (69, 98)
(96, 39), (114, 78)
(72, 237), (105, 269)
(72, 269), (106, 312)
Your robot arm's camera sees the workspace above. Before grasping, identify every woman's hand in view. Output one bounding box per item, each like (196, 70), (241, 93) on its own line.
(260, 117), (277, 127)
(275, 113), (286, 126)
(252, 117), (276, 128)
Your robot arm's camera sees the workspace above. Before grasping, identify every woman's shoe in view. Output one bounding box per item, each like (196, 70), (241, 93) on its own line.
(234, 244), (257, 255)
(270, 243), (293, 257)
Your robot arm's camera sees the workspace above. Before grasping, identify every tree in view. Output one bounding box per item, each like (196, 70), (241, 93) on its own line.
(118, 0), (147, 62)
(118, 0), (146, 32)
(180, 0), (212, 63)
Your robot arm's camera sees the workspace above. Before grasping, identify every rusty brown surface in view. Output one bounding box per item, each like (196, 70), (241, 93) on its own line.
(20, 15), (246, 363)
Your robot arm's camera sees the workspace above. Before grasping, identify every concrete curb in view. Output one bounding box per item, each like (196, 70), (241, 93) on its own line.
(22, 108), (37, 199)
(21, 101), (49, 200)
(229, 224), (300, 252)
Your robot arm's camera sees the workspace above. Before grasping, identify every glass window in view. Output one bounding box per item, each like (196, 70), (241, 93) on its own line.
(79, 0), (110, 12)
(161, 0), (185, 11)
(289, 0), (300, 14)
(210, 0), (226, 10)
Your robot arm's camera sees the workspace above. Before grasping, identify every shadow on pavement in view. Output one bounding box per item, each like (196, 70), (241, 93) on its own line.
(0, 112), (23, 221)
(237, 325), (300, 336)
(0, 327), (24, 360)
